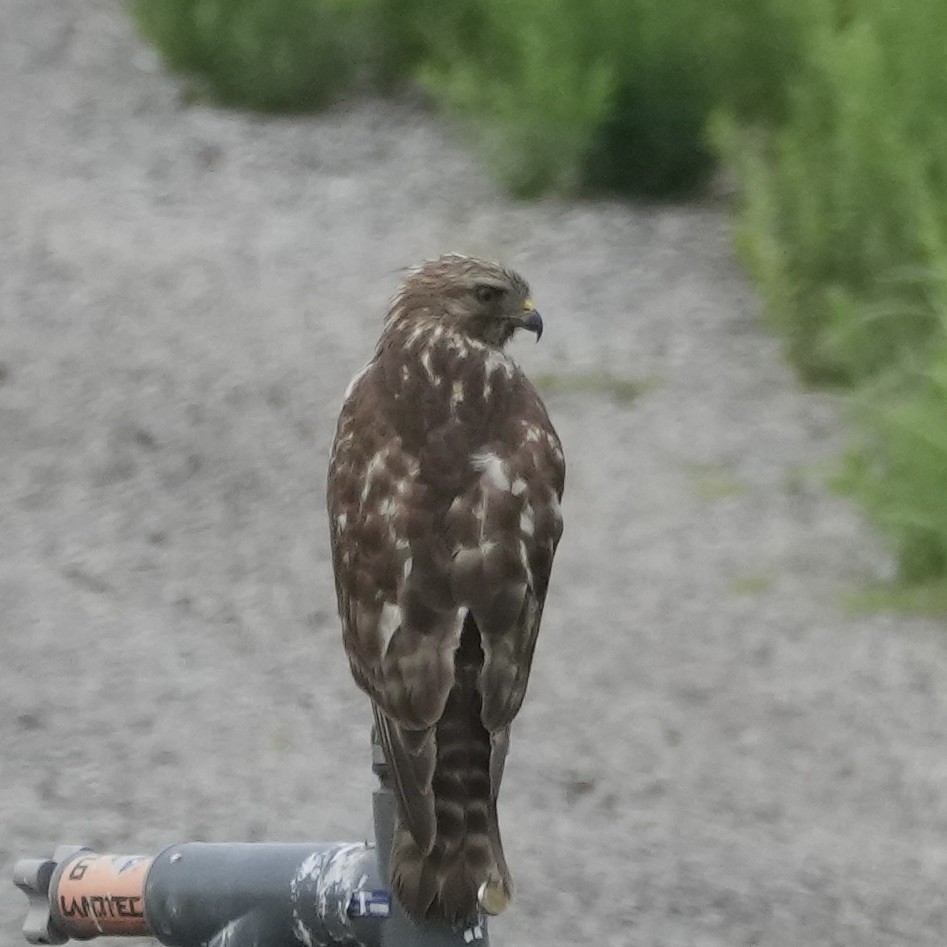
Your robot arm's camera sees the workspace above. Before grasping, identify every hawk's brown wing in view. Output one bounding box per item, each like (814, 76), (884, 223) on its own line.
(445, 387), (565, 736)
(327, 362), (460, 852)
(328, 352), (564, 917)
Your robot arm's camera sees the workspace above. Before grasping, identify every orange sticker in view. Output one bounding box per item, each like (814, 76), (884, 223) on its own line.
(54, 853), (153, 938)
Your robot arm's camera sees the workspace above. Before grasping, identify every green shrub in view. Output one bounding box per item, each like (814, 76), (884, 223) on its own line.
(583, 0), (810, 197)
(416, 0), (614, 197)
(701, 0), (811, 125)
(720, 0), (947, 384)
(129, 0), (814, 197)
(130, 0), (381, 111)
(843, 337), (947, 582)
(370, 0), (485, 87)
(581, 0), (715, 198)
(416, 0), (808, 199)
(131, 0), (812, 198)
(721, 0), (947, 585)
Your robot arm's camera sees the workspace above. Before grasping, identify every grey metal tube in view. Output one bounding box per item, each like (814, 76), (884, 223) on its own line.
(145, 842), (383, 947)
(14, 740), (496, 946)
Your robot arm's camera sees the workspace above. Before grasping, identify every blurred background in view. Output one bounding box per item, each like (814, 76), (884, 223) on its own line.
(3, 0), (947, 944)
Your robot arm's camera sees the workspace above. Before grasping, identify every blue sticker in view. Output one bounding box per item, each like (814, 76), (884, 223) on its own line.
(347, 889), (392, 919)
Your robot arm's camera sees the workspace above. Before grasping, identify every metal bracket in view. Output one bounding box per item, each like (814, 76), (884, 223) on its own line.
(13, 846), (87, 945)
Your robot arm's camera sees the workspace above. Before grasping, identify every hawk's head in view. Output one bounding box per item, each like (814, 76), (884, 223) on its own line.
(390, 254), (543, 347)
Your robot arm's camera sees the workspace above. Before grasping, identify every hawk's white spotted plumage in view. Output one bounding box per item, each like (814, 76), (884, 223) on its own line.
(327, 254), (564, 924)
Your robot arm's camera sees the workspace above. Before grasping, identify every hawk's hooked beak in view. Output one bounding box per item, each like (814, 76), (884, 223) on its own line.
(521, 298), (543, 341)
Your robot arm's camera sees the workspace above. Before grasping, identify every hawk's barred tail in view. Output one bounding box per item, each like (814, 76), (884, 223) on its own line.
(390, 616), (511, 923)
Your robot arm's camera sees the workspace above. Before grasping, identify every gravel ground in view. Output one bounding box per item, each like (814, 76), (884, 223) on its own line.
(3, 3), (947, 945)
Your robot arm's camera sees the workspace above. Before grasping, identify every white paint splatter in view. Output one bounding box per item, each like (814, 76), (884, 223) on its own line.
(209, 917), (240, 946)
(290, 844), (373, 947)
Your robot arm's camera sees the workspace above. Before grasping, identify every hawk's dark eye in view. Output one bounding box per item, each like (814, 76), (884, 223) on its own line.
(475, 284), (504, 304)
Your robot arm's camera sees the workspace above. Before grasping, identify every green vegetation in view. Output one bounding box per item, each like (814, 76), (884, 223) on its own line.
(840, 351), (947, 583)
(843, 581), (947, 619)
(721, 0), (947, 594)
(719, 0), (947, 386)
(128, 0), (806, 197)
(415, 0), (614, 197)
(413, 0), (713, 197)
(410, 0), (808, 197)
(129, 0), (381, 110)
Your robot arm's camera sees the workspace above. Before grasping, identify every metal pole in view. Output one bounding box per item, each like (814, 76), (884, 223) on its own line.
(13, 739), (492, 947)
(371, 741), (491, 947)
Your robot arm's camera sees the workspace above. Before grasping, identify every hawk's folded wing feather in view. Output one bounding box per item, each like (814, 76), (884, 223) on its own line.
(326, 255), (564, 922)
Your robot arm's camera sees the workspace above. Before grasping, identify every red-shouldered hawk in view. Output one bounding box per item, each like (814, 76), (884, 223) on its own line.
(327, 254), (565, 923)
